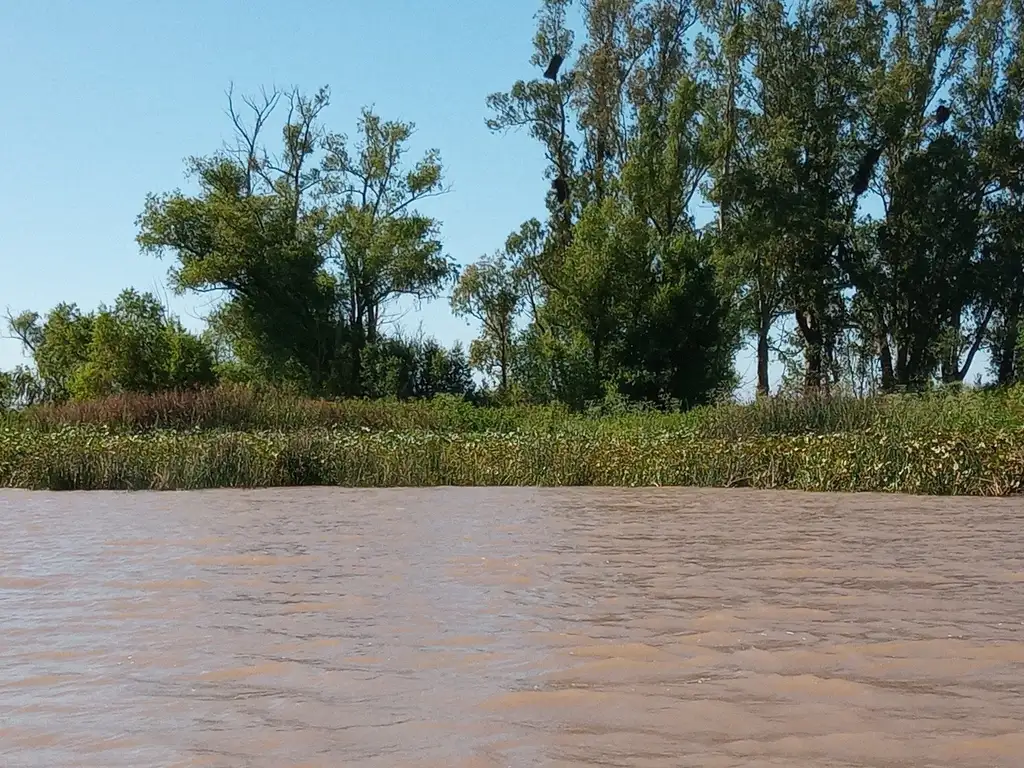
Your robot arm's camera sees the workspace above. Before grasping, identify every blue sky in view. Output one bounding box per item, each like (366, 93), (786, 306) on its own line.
(0, 1), (987, 397)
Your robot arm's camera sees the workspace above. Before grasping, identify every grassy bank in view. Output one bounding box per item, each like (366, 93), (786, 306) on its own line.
(2, 386), (1022, 494)
(5, 383), (1024, 437)
(1, 423), (1022, 495)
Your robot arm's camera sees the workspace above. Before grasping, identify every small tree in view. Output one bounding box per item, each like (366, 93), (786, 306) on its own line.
(450, 252), (523, 392)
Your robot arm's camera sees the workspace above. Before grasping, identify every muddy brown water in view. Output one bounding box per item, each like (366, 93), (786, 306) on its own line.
(1, 488), (1023, 767)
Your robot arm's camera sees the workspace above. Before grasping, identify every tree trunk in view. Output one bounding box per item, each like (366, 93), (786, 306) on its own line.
(894, 341), (909, 389)
(997, 301), (1022, 386)
(878, 332), (895, 393)
(948, 304), (996, 383)
(718, 0), (741, 233)
(350, 328), (366, 396)
(794, 308), (824, 394)
(499, 342), (508, 392)
(756, 307), (771, 398)
(804, 341), (823, 393)
(941, 312), (963, 383)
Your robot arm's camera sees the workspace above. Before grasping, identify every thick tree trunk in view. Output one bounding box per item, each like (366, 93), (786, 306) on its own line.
(794, 308), (824, 394)
(894, 343), (909, 389)
(804, 342), (823, 393)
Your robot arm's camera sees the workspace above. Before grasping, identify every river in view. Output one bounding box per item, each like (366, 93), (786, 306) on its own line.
(2, 487), (1023, 767)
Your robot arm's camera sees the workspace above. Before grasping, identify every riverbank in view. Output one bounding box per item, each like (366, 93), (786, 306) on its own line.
(3, 386), (1022, 494)
(1, 423), (1021, 494)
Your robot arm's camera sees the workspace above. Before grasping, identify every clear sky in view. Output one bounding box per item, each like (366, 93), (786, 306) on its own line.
(0, 0), (987, 397)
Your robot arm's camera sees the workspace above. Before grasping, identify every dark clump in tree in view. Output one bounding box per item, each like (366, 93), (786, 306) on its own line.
(851, 145), (884, 196)
(543, 54), (564, 80)
(552, 177), (569, 204)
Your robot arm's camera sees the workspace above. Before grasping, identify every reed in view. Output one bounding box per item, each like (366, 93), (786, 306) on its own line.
(1, 424), (1020, 495)
(5, 383), (1024, 437)
(0, 387), (570, 434)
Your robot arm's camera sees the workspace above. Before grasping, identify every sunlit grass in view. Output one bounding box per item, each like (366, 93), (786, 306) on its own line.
(1, 423), (1020, 495)
(3, 385), (1022, 494)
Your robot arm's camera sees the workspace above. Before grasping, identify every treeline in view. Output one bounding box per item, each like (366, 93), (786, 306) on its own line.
(0, 289), (476, 409)
(3, 0), (1023, 412)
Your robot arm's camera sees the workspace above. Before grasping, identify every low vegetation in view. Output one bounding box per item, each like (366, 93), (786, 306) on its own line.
(2, 386), (1021, 495)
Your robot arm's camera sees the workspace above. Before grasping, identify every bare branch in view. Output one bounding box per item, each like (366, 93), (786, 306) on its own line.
(226, 82), (282, 196)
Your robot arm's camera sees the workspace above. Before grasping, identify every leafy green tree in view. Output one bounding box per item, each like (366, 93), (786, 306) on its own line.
(450, 251), (523, 392)
(734, 0), (870, 393)
(137, 87), (342, 393)
(878, 136), (984, 387)
(698, 0), (790, 397)
(139, 86), (454, 396)
(358, 333), (474, 400)
(0, 366), (43, 410)
(323, 108), (457, 390)
(6, 305), (93, 401)
(955, 0), (1024, 384)
(487, 0), (739, 408)
(6, 290), (215, 401)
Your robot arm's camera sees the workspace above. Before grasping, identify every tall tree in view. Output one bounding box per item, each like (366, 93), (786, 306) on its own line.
(838, 0), (984, 391)
(956, 0), (1024, 384)
(487, 0), (738, 408)
(323, 108), (456, 391)
(735, 0), (872, 393)
(138, 85), (455, 396)
(138, 86), (344, 393)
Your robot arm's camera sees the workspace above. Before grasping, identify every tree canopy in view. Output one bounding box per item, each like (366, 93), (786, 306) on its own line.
(4, 0), (1023, 410)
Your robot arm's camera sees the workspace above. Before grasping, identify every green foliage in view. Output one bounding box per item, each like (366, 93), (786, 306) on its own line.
(0, 367), (43, 410)
(3, 420), (1022, 495)
(5, 290), (215, 403)
(327, 109), (456, 348)
(7, 304), (93, 401)
(450, 251), (523, 391)
(358, 335), (475, 400)
(8, 0), (1024, 432)
(136, 87), (456, 397)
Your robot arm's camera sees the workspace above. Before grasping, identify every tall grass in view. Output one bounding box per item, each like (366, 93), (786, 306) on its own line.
(3, 385), (1022, 494)
(5, 383), (1024, 436)
(1, 424), (1020, 495)
(685, 387), (1024, 437)
(0, 386), (572, 434)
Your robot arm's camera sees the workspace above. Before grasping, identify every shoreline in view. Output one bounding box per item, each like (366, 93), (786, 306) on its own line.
(2, 425), (1020, 495)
